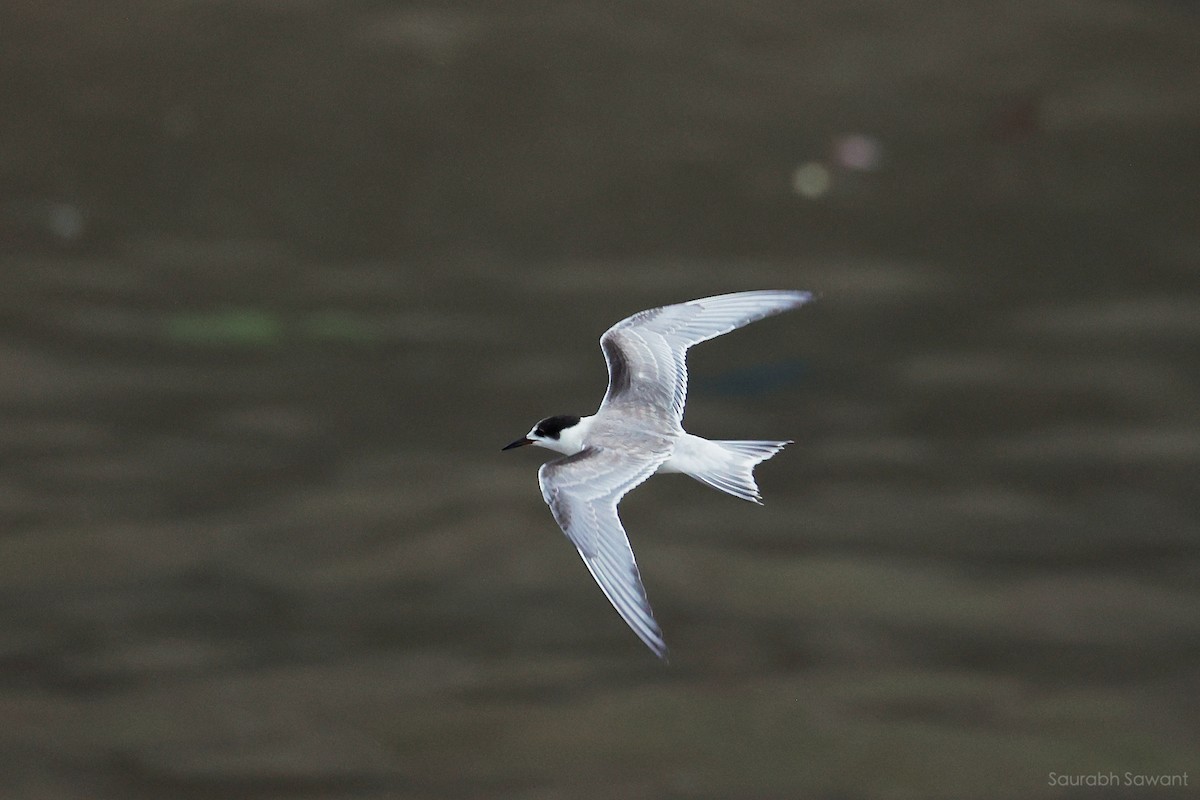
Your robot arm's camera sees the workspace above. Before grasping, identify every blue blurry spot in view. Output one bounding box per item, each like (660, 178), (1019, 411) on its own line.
(695, 359), (810, 397)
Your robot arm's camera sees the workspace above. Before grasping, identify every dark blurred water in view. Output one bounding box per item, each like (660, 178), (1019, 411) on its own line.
(1, 3), (1198, 799)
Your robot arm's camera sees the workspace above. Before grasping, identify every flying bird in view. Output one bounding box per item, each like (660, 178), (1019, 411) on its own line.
(504, 290), (813, 659)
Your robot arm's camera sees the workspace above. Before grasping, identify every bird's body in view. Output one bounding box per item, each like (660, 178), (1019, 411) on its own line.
(504, 290), (813, 659)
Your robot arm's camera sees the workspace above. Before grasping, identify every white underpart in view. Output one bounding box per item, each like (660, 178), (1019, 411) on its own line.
(534, 418), (789, 503)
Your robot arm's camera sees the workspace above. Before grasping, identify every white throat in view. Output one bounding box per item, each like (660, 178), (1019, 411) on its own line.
(535, 415), (594, 456)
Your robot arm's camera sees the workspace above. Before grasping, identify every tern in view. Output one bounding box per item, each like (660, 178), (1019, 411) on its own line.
(503, 290), (813, 659)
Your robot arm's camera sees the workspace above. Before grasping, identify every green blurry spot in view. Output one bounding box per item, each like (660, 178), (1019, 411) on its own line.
(166, 309), (283, 346)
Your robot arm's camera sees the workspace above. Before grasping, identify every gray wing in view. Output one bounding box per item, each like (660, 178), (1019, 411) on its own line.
(538, 447), (671, 659)
(600, 290), (813, 421)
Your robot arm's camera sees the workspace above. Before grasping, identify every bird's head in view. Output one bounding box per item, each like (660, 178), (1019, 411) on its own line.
(503, 414), (585, 456)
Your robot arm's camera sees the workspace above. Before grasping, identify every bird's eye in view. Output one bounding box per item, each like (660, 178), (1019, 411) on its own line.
(534, 429), (545, 437)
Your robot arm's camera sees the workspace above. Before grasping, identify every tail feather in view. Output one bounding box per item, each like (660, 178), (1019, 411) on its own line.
(684, 439), (790, 504)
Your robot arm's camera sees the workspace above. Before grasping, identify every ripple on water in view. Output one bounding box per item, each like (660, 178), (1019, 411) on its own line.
(1011, 296), (1200, 339)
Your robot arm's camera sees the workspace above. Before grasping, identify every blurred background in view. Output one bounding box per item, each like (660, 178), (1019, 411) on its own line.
(2, 2), (1198, 798)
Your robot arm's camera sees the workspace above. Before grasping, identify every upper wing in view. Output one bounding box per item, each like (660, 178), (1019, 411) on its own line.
(599, 290), (813, 421)
(538, 447), (671, 659)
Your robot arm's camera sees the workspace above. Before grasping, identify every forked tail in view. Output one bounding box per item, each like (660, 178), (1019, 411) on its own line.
(684, 439), (791, 504)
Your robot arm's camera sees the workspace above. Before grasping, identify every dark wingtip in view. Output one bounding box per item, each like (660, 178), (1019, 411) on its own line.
(648, 636), (670, 662)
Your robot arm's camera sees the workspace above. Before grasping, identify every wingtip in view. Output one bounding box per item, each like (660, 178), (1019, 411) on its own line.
(756, 289), (816, 313)
(766, 289), (816, 308)
(639, 624), (670, 661)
